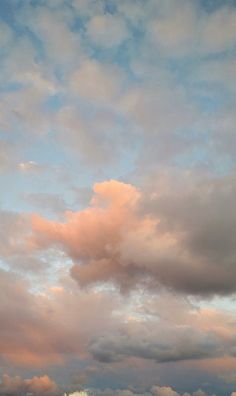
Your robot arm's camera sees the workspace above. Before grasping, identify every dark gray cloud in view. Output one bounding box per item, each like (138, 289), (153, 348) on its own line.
(89, 326), (221, 364)
(140, 170), (236, 295)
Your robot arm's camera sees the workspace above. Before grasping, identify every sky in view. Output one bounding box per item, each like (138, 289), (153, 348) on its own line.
(0, 0), (236, 395)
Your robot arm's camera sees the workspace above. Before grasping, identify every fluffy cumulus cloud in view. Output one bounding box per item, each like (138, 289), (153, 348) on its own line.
(0, 380), (223, 396)
(30, 177), (236, 296)
(0, 374), (59, 396)
(151, 387), (180, 396)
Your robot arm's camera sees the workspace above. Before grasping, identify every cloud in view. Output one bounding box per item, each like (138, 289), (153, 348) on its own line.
(30, 176), (236, 296)
(89, 324), (221, 364)
(0, 374), (59, 396)
(1, 0), (236, 392)
(151, 387), (179, 396)
(91, 386), (208, 396)
(192, 390), (206, 396)
(24, 193), (67, 214)
(141, 170), (236, 294)
(72, 0), (104, 17)
(148, 2), (197, 56)
(0, 377), (208, 396)
(18, 161), (40, 172)
(0, 267), (119, 367)
(0, 257), (235, 371)
(0, 141), (17, 172)
(66, 392), (89, 396)
(87, 14), (129, 48)
(31, 180), (145, 291)
(200, 6), (236, 54)
(146, 1), (236, 57)
(0, 211), (30, 258)
(0, 21), (15, 49)
(93, 389), (147, 396)
(70, 60), (125, 104)
(17, 5), (82, 67)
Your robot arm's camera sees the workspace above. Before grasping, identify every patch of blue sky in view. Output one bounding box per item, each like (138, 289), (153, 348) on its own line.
(115, 34), (146, 80)
(100, 147), (139, 181)
(27, 252), (73, 294)
(43, 94), (67, 113)
(173, 146), (213, 169)
(0, 7), (46, 64)
(0, 127), (23, 147)
(21, 132), (69, 166)
(192, 294), (236, 315)
(167, 57), (212, 88)
(0, 136), (75, 213)
(0, 81), (23, 93)
(174, 145), (234, 175)
(104, 0), (117, 15)
(70, 4), (88, 31)
(175, 125), (210, 143)
(24, 29), (46, 63)
(0, 0), (18, 26)
(87, 28), (144, 80)
(190, 86), (226, 114)
(211, 155), (235, 176)
(200, 0), (236, 12)
(0, 2), (29, 37)
(0, 258), (10, 272)
(0, 122), (138, 211)
(0, 171), (53, 214)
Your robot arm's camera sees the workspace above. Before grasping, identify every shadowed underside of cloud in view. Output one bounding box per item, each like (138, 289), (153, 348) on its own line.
(88, 329), (220, 364)
(0, 267), (119, 367)
(31, 178), (236, 296)
(0, 375), (218, 396)
(2, 263), (236, 370)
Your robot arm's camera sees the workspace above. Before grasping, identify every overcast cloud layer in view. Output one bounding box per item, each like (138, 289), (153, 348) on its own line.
(0, 1), (236, 395)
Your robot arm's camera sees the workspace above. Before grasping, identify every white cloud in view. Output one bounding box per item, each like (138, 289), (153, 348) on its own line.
(65, 392), (90, 396)
(70, 59), (125, 104)
(151, 387), (180, 396)
(200, 7), (236, 54)
(87, 14), (129, 48)
(148, 3), (197, 56)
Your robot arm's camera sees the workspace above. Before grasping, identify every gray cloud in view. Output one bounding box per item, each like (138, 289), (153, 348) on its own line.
(141, 170), (236, 295)
(89, 327), (221, 364)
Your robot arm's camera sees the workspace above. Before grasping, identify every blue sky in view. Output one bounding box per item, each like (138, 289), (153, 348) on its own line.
(0, 1), (236, 396)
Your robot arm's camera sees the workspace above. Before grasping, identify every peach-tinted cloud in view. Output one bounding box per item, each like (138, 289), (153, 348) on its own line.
(31, 180), (175, 291)
(0, 268), (118, 368)
(0, 374), (59, 396)
(30, 177), (236, 296)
